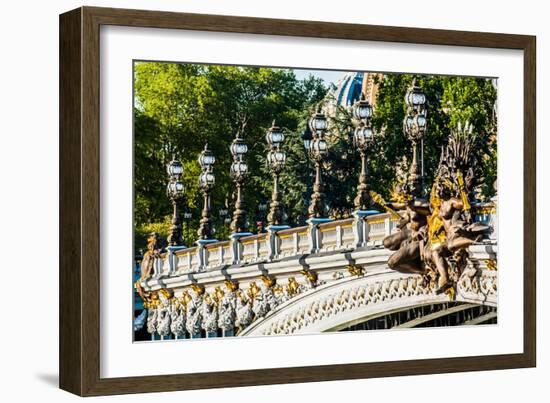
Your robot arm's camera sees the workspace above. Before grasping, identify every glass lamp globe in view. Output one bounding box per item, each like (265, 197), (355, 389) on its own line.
(167, 159), (184, 178)
(198, 146), (215, 169)
(353, 98), (373, 120)
(230, 137), (248, 157)
(231, 161), (248, 176)
(354, 125), (374, 147)
(309, 108), (327, 132)
(268, 150), (286, 167)
(266, 122), (284, 145)
(311, 138), (328, 157)
(404, 115), (415, 132)
(415, 114), (427, 130)
(167, 181), (185, 198)
(406, 81), (427, 108)
(199, 171), (215, 187)
(301, 126), (313, 151)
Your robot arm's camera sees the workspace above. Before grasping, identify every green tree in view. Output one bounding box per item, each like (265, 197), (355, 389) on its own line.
(370, 74), (497, 200)
(133, 62), (326, 249)
(133, 63), (497, 254)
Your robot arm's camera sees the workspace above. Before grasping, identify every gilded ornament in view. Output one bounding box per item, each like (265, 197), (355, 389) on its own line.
(486, 259), (497, 271)
(246, 282), (261, 299)
(287, 277), (300, 296)
(300, 269), (318, 286)
(191, 283), (205, 295)
(260, 275), (276, 288)
(224, 279), (239, 292)
(346, 264), (364, 277)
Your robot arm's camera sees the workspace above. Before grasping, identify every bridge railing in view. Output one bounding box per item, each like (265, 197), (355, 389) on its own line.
(148, 202), (496, 278)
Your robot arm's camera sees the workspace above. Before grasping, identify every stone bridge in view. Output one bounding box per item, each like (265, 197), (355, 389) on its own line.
(139, 206), (497, 340)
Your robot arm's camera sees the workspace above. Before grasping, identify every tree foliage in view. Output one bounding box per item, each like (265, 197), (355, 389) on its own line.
(370, 74), (497, 199)
(134, 62), (326, 248)
(134, 63), (497, 252)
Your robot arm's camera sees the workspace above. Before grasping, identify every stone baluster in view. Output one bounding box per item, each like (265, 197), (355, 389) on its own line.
(230, 233), (249, 264)
(307, 221), (318, 253)
(384, 216), (392, 237)
(352, 211), (370, 248)
(186, 252), (192, 271)
(166, 245), (186, 275)
(267, 230), (277, 261)
(266, 224), (289, 261)
(336, 225), (343, 249)
(196, 239), (217, 271)
(153, 255), (163, 278)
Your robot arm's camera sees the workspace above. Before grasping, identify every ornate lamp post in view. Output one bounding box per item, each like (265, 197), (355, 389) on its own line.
(166, 155), (185, 246)
(266, 121), (288, 227)
(403, 79), (428, 198)
(229, 133), (249, 234)
(197, 143), (216, 240)
(352, 94), (375, 210)
(307, 106), (329, 219)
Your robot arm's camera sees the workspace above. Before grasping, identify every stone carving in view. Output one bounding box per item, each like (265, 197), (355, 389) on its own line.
(133, 309), (148, 332)
(457, 267), (497, 303)
(235, 293), (254, 329)
(218, 290), (237, 331)
(185, 291), (203, 335)
(156, 305), (171, 337)
(201, 296), (219, 334)
(146, 308), (158, 335)
(251, 277), (279, 318)
(256, 270), (496, 336)
(170, 304), (186, 337)
(252, 287), (271, 318)
(135, 233), (163, 300)
(379, 124), (491, 294)
(143, 263), (496, 338)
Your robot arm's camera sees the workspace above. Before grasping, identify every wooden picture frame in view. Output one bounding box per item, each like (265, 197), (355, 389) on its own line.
(59, 6), (536, 396)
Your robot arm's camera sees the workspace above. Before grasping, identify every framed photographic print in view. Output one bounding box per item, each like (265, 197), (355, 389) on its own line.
(59, 6), (536, 396)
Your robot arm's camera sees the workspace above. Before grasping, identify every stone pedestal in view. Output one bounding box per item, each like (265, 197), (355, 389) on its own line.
(352, 210), (379, 248)
(166, 245), (187, 275)
(266, 225), (290, 260)
(196, 239), (217, 271)
(230, 232), (253, 264)
(306, 218), (333, 253)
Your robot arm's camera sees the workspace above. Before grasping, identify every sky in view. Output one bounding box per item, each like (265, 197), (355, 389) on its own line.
(292, 68), (348, 86)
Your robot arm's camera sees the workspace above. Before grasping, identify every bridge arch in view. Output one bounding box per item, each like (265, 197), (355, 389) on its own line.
(240, 268), (497, 337)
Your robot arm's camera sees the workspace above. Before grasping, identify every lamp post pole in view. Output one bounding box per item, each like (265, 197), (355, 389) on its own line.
(403, 79), (428, 199)
(307, 106), (329, 219)
(305, 106), (331, 254)
(197, 143), (216, 240)
(352, 94), (375, 210)
(166, 155), (185, 246)
(229, 133), (249, 234)
(266, 121), (287, 226)
(300, 125), (313, 224)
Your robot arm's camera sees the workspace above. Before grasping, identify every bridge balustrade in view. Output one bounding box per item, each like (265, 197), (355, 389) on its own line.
(148, 204), (495, 277)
